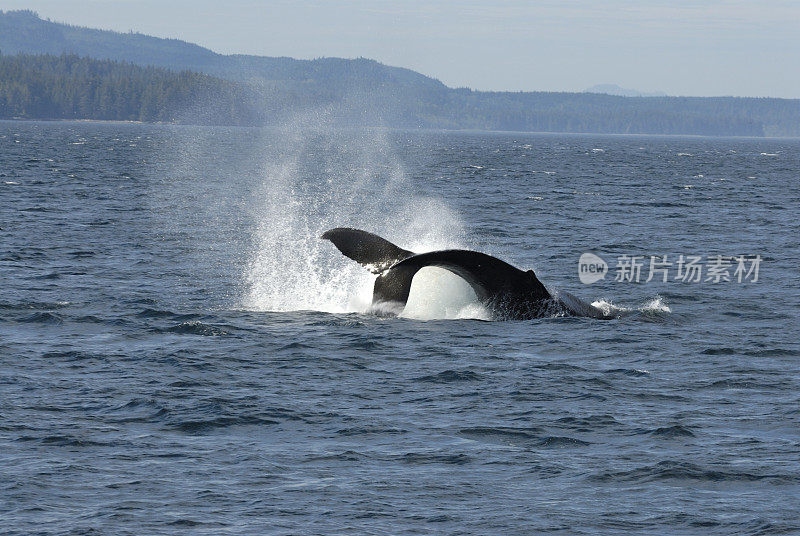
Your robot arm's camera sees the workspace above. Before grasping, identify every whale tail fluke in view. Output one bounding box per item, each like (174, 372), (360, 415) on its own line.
(322, 227), (613, 320)
(321, 227), (415, 274)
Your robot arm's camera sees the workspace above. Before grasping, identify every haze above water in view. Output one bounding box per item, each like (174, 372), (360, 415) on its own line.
(1, 120), (799, 534)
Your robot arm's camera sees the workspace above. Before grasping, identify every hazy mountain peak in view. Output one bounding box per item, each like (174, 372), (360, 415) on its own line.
(0, 9), (446, 90)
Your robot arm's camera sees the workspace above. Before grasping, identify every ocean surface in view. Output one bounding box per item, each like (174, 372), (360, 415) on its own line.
(1, 120), (799, 535)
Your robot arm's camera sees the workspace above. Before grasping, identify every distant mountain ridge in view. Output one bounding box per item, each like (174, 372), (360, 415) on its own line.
(585, 84), (668, 98)
(0, 9), (445, 92)
(2, 9), (799, 136)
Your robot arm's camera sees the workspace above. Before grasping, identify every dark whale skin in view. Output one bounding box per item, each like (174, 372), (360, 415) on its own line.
(322, 227), (612, 320)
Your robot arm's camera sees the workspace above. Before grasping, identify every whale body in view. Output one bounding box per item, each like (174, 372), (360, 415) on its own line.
(321, 227), (613, 320)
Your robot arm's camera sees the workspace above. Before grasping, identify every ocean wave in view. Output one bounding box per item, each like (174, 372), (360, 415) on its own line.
(168, 415), (279, 434)
(399, 452), (471, 465)
(590, 460), (798, 484)
(18, 311), (63, 325)
(458, 427), (588, 448)
(335, 426), (406, 437)
(701, 347), (737, 355)
(17, 434), (120, 448)
(743, 348), (797, 357)
(603, 368), (650, 377)
(158, 321), (230, 336)
(136, 308), (200, 321)
(459, 426), (544, 443)
(555, 414), (622, 429)
(647, 425), (696, 438)
(701, 378), (788, 390)
(538, 436), (591, 448)
(415, 369), (482, 383)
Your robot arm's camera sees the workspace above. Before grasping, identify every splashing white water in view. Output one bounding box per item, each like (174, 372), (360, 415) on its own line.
(591, 295), (672, 316)
(640, 296), (672, 313)
(240, 116), (470, 316)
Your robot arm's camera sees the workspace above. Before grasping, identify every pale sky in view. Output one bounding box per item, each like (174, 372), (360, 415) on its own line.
(2, 0), (799, 98)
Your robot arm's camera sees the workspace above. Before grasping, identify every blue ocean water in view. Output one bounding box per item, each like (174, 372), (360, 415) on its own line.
(1, 120), (799, 535)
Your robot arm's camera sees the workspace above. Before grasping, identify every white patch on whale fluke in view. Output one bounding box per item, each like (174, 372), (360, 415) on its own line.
(400, 267), (489, 321)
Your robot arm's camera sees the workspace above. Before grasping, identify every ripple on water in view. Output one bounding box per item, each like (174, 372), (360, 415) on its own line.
(18, 311), (63, 325)
(457, 426), (589, 448)
(415, 369), (482, 383)
(157, 321), (231, 336)
(167, 415), (280, 434)
(2, 124), (799, 534)
(555, 414), (623, 430)
(646, 425), (697, 439)
(590, 460), (800, 485)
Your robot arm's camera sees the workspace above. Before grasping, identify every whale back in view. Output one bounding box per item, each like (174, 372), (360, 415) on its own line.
(321, 227), (414, 274)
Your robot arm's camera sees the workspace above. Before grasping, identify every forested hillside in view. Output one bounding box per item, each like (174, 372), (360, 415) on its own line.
(1, 10), (799, 135)
(0, 53), (264, 124)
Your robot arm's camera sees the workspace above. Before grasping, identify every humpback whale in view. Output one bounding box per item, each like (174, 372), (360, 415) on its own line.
(321, 228), (613, 320)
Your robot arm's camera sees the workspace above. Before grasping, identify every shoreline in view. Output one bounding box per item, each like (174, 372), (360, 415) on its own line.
(1, 117), (798, 140)
(1, 117), (147, 125)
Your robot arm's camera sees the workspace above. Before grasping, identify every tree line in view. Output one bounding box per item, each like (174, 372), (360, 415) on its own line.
(0, 52), (266, 124)
(1, 51), (798, 136)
